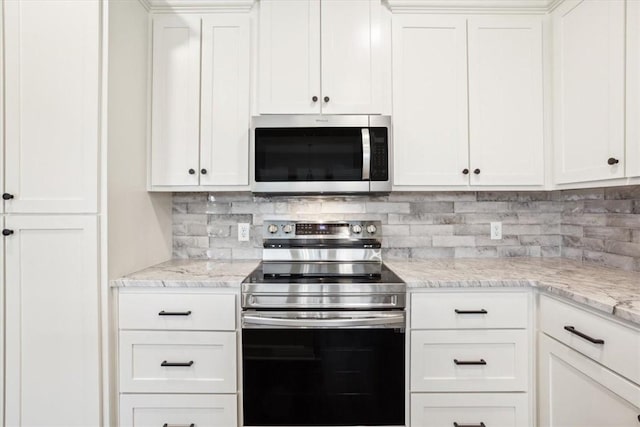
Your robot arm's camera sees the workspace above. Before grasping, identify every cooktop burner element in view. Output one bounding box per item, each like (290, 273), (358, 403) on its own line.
(241, 220), (406, 310)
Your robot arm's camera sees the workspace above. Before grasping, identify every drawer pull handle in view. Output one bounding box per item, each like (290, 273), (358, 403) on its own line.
(454, 423), (486, 427)
(563, 326), (605, 345)
(158, 310), (192, 316)
(161, 360), (194, 367)
(163, 424), (195, 427)
(454, 309), (488, 314)
(454, 359), (486, 366)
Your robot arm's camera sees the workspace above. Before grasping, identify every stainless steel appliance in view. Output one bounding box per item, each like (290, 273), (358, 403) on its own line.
(251, 115), (392, 194)
(241, 220), (405, 427)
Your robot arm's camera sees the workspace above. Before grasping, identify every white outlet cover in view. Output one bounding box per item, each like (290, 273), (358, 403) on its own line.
(238, 223), (250, 242)
(490, 222), (502, 240)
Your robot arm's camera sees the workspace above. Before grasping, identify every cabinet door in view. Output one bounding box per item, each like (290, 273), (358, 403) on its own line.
(392, 16), (469, 186)
(258, 0), (321, 114)
(539, 333), (640, 427)
(553, 0), (625, 184)
(151, 16), (201, 187)
(627, 0), (640, 178)
(321, 0), (382, 114)
(468, 16), (544, 186)
(201, 14), (250, 186)
(4, 215), (100, 426)
(4, 0), (99, 213)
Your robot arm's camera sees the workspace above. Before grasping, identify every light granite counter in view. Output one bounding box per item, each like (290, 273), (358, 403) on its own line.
(112, 258), (640, 326)
(386, 258), (640, 326)
(110, 259), (259, 288)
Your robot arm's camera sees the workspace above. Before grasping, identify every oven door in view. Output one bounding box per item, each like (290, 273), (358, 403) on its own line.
(241, 311), (405, 426)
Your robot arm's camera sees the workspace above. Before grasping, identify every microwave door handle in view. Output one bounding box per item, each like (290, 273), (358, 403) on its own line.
(361, 128), (371, 180)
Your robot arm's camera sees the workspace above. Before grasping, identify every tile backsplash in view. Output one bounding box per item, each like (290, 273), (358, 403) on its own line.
(173, 186), (640, 270)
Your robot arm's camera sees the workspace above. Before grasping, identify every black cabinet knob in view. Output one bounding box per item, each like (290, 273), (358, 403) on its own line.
(200, 169), (207, 175)
(2, 193), (14, 200)
(324, 96), (330, 102)
(188, 169), (196, 175)
(312, 96), (318, 102)
(607, 157), (619, 165)
(2, 229), (14, 236)
(474, 168), (481, 174)
(462, 168), (469, 175)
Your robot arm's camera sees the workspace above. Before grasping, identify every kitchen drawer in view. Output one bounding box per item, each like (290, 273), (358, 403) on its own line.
(411, 393), (530, 427)
(120, 394), (237, 427)
(411, 291), (529, 329)
(411, 329), (528, 392)
(540, 294), (640, 385)
(119, 331), (236, 393)
(119, 291), (235, 331)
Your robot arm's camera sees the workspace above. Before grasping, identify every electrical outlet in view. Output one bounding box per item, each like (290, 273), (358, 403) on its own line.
(238, 223), (250, 242)
(490, 222), (502, 240)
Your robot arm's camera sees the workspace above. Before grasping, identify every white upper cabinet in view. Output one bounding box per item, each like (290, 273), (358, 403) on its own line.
(200, 15), (250, 186)
(392, 14), (544, 188)
(258, 0), (383, 115)
(627, 0), (640, 178)
(150, 13), (250, 189)
(258, 0), (321, 114)
(150, 16), (201, 187)
(468, 16), (544, 186)
(392, 15), (469, 186)
(4, 0), (100, 213)
(553, 0), (625, 184)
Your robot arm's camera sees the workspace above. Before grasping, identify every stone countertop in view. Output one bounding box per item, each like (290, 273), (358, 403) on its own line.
(110, 259), (259, 288)
(386, 258), (640, 326)
(112, 258), (640, 326)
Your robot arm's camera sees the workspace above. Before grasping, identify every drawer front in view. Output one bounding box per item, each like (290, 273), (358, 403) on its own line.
(540, 294), (640, 385)
(411, 291), (529, 329)
(411, 393), (530, 427)
(119, 331), (236, 393)
(120, 394), (237, 427)
(411, 330), (529, 392)
(119, 292), (236, 331)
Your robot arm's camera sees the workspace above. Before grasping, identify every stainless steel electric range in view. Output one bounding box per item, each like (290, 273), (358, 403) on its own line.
(241, 220), (406, 427)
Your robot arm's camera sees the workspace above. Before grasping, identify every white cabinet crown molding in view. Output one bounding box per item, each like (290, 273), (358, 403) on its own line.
(386, 0), (561, 14)
(146, 0), (255, 13)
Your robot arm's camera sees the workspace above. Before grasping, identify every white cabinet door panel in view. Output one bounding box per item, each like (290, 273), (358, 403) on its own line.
(553, 0), (625, 184)
(4, 215), (100, 426)
(120, 394), (238, 427)
(468, 16), (544, 186)
(258, 0), (321, 114)
(538, 333), (640, 427)
(4, 0), (99, 213)
(392, 15), (469, 186)
(151, 16), (201, 187)
(321, 0), (381, 114)
(627, 0), (640, 178)
(201, 15), (250, 186)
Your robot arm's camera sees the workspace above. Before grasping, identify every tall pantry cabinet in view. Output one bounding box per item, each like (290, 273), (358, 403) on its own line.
(1, 0), (103, 426)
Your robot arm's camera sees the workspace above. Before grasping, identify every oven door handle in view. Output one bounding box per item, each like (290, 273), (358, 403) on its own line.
(361, 128), (371, 180)
(242, 313), (405, 329)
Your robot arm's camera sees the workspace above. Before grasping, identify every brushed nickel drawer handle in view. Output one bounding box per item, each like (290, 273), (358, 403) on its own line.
(564, 326), (605, 345)
(160, 360), (194, 367)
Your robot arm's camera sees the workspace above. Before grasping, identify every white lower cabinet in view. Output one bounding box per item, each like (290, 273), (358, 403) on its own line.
(411, 393), (529, 427)
(120, 394), (238, 427)
(538, 333), (640, 427)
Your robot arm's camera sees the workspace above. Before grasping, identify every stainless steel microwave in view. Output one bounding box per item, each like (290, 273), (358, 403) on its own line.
(251, 115), (392, 194)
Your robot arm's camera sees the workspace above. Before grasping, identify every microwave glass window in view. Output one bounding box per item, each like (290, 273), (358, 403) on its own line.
(255, 128), (364, 182)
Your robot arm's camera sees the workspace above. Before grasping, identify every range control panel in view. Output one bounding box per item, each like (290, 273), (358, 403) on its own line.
(263, 220), (380, 239)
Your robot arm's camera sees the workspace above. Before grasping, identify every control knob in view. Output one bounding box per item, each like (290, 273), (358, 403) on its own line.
(267, 224), (279, 234)
(351, 224), (363, 234)
(366, 224), (377, 234)
(282, 224), (294, 234)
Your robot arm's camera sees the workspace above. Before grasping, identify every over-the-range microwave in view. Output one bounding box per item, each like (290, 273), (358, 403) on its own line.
(250, 115), (391, 194)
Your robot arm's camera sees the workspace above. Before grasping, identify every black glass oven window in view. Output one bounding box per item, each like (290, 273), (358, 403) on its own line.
(242, 328), (405, 426)
(254, 128), (364, 182)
